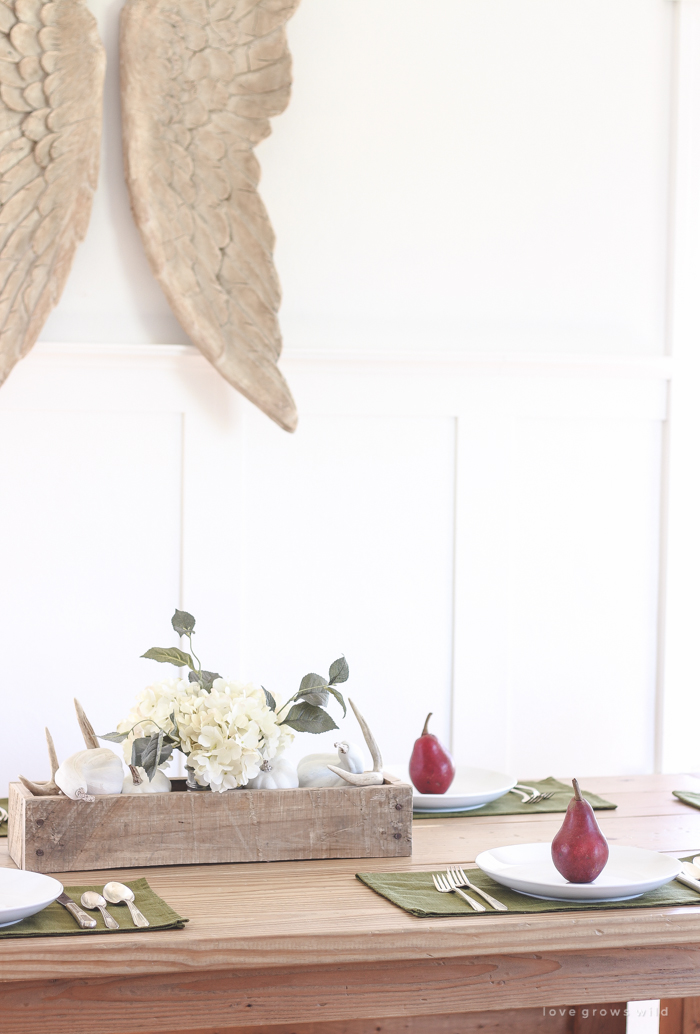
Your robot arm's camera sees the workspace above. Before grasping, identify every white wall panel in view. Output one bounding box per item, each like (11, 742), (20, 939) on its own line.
(238, 411), (456, 768)
(452, 417), (661, 778)
(660, 0), (700, 774)
(0, 408), (182, 788)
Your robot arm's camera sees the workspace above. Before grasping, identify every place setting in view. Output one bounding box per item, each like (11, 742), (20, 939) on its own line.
(393, 712), (618, 818)
(0, 873), (186, 938)
(358, 775), (700, 918)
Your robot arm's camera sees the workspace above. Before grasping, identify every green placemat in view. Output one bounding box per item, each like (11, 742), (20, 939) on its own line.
(0, 877), (187, 938)
(673, 790), (700, 811)
(413, 777), (616, 818)
(356, 858), (700, 918)
(0, 798), (7, 838)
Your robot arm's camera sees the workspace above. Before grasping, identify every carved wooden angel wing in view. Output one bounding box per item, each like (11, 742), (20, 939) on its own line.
(0, 0), (104, 387)
(121, 0), (299, 432)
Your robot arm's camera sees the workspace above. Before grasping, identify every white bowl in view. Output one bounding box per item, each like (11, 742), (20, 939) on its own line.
(476, 842), (681, 901)
(0, 868), (63, 927)
(388, 765), (516, 811)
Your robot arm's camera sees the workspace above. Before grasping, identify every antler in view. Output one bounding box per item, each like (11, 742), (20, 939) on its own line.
(74, 698), (99, 749)
(326, 765), (384, 786)
(19, 727), (61, 796)
(326, 700), (386, 786)
(349, 699), (383, 772)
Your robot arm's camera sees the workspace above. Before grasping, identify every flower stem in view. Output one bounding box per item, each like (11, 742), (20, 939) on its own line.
(187, 633), (203, 675)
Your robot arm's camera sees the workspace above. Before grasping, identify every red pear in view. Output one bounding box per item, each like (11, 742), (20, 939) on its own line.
(409, 713), (455, 794)
(551, 778), (609, 883)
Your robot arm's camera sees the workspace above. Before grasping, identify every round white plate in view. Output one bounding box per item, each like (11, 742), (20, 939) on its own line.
(389, 765), (516, 811)
(475, 842), (681, 901)
(0, 868), (63, 927)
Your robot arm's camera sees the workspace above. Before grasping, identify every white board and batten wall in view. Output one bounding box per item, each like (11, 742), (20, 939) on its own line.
(0, 0), (697, 792)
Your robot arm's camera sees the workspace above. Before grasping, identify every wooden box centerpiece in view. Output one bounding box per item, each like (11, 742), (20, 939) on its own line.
(10, 614), (414, 874)
(8, 776), (413, 874)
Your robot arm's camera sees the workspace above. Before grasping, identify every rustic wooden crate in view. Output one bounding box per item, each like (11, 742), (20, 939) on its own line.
(8, 777), (413, 873)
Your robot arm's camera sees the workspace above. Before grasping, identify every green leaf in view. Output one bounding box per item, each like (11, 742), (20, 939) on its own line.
(281, 702), (338, 734)
(328, 656), (349, 685)
(188, 669), (220, 691)
(130, 736), (150, 769)
(140, 730), (163, 781)
(296, 672), (330, 707)
(262, 686), (278, 712)
(98, 730), (129, 743)
(326, 685), (347, 718)
(298, 688), (330, 707)
(171, 610), (196, 636)
(138, 730), (175, 781)
(141, 646), (194, 669)
(299, 672), (328, 693)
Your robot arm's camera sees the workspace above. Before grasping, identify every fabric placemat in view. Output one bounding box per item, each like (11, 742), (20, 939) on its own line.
(673, 790), (700, 811)
(0, 877), (187, 938)
(0, 798), (7, 838)
(413, 777), (616, 818)
(356, 858), (699, 918)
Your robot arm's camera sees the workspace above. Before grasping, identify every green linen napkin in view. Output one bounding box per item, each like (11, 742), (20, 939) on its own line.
(673, 790), (700, 810)
(356, 859), (699, 918)
(0, 877), (187, 938)
(0, 798), (7, 838)
(413, 777), (616, 818)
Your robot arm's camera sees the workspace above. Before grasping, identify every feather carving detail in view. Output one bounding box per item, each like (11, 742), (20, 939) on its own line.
(0, 0), (104, 387)
(120, 0), (299, 432)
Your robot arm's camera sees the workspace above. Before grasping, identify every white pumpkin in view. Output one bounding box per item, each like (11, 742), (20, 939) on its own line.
(297, 741), (364, 788)
(247, 757), (298, 789)
(55, 748), (124, 800)
(122, 765), (172, 794)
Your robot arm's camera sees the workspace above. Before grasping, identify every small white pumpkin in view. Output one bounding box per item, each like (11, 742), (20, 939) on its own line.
(247, 757), (299, 789)
(297, 741), (364, 788)
(55, 748), (124, 800)
(122, 765), (172, 794)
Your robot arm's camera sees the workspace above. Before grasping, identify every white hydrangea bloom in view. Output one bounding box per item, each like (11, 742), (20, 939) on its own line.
(116, 677), (294, 791)
(116, 677), (189, 766)
(174, 680), (294, 792)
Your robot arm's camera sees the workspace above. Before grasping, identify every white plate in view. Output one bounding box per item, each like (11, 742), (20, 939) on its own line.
(389, 765), (516, 811)
(476, 842), (681, 901)
(0, 868), (63, 927)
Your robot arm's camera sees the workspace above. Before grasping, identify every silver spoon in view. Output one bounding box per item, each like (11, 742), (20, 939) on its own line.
(80, 891), (119, 930)
(103, 882), (149, 927)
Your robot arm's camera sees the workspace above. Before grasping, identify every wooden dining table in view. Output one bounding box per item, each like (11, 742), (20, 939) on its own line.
(3, 773), (700, 1034)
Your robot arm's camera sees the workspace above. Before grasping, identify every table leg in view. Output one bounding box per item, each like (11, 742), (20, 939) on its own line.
(660, 997), (700, 1033)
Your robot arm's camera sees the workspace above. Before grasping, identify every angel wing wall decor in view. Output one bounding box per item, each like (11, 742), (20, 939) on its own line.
(0, 0), (105, 387)
(120, 0), (300, 432)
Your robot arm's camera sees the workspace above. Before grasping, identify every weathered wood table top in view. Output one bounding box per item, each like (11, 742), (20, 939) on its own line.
(3, 773), (700, 1034)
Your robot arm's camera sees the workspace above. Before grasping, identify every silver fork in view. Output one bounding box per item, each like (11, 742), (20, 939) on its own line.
(513, 784), (555, 804)
(432, 872), (486, 911)
(447, 866), (508, 911)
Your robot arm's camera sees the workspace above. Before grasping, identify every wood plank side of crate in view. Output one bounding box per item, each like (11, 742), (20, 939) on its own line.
(8, 780), (413, 873)
(8, 783), (26, 870)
